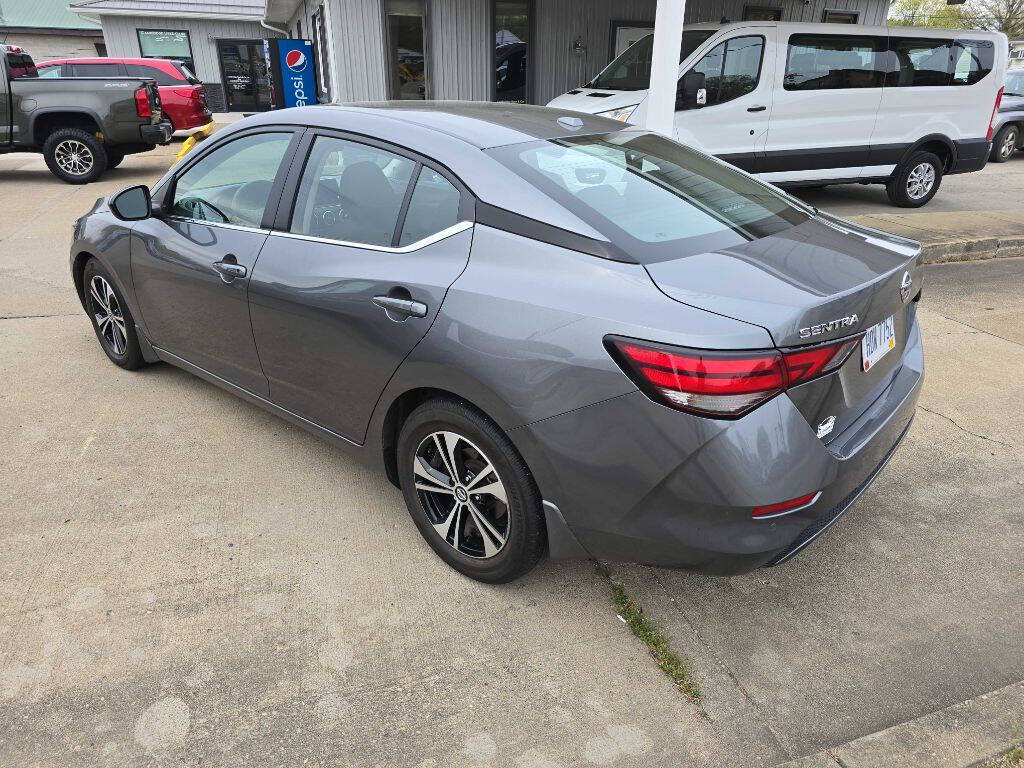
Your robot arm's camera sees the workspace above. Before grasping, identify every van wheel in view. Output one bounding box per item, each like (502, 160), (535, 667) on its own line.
(43, 128), (108, 184)
(990, 125), (1019, 163)
(886, 151), (942, 208)
(397, 398), (546, 583)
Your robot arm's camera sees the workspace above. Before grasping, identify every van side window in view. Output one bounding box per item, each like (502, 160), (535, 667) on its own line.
(689, 36), (764, 107)
(951, 40), (994, 85)
(886, 38), (953, 87)
(784, 35), (885, 90)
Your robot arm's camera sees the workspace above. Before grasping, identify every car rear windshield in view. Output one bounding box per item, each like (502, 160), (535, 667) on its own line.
(589, 31), (715, 90)
(173, 62), (201, 85)
(487, 131), (811, 264)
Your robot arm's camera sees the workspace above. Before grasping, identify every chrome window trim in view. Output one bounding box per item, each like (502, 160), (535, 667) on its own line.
(164, 215), (270, 235)
(270, 220), (473, 252)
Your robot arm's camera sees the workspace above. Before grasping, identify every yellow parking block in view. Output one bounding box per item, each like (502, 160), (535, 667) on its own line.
(174, 122), (217, 164)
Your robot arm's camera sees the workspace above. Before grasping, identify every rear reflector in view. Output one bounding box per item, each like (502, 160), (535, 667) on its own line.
(134, 86), (152, 118)
(987, 87), (1004, 142)
(752, 492), (819, 518)
(607, 335), (861, 418)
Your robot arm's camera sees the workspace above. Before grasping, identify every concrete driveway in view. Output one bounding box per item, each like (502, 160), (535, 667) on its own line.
(1, 141), (1022, 767)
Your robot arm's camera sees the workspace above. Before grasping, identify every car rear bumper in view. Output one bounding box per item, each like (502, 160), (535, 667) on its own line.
(140, 120), (173, 145)
(516, 316), (924, 574)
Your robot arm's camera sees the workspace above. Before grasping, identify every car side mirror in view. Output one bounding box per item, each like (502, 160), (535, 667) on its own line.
(676, 70), (707, 110)
(110, 184), (152, 221)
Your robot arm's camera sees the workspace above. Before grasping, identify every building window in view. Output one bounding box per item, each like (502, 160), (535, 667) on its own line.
(312, 5), (332, 99)
(494, 1), (530, 103)
(821, 10), (859, 23)
(386, 0), (428, 99)
(137, 29), (195, 73)
(743, 6), (782, 21)
(94, 43), (107, 56)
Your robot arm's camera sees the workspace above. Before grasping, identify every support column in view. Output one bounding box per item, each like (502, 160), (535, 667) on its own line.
(644, 0), (686, 137)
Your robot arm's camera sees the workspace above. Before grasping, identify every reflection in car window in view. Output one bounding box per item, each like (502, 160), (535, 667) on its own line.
(171, 132), (291, 227)
(399, 169), (461, 246)
(488, 131), (810, 263)
(290, 136), (415, 246)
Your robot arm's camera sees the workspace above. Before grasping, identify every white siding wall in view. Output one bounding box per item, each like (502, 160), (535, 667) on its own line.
(99, 15), (274, 82)
(319, 0), (889, 103)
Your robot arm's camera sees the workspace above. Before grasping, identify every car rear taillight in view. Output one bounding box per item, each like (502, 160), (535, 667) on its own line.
(135, 86), (152, 118)
(987, 87), (1004, 142)
(607, 335), (861, 418)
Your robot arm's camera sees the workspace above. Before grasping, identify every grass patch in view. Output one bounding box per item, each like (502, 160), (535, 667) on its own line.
(986, 744), (1024, 768)
(612, 581), (701, 703)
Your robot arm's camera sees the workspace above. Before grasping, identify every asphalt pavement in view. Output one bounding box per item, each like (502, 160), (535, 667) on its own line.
(1, 141), (1022, 767)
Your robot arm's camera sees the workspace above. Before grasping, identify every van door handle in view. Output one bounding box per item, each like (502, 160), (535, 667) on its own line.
(747, 105), (767, 113)
(372, 295), (428, 319)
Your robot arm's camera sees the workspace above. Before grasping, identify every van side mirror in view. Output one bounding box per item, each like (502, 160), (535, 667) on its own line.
(676, 70), (707, 110)
(110, 184), (152, 221)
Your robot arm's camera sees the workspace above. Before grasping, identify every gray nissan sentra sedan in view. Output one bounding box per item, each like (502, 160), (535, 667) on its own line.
(70, 103), (924, 583)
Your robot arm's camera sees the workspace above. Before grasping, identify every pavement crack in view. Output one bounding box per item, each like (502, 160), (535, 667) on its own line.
(0, 313), (78, 321)
(916, 404), (1014, 449)
(932, 311), (1024, 349)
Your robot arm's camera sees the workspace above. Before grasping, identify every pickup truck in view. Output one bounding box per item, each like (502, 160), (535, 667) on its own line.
(1, 44), (173, 184)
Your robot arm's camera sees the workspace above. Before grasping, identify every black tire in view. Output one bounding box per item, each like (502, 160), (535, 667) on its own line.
(83, 259), (146, 370)
(990, 124), (1019, 163)
(106, 149), (125, 169)
(397, 398), (546, 583)
(42, 128), (108, 184)
(886, 150), (943, 208)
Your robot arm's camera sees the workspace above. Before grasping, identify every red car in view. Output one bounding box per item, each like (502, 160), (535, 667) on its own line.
(36, 57), (211, 132)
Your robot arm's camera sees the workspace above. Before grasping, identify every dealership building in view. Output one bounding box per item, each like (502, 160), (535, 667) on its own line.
(67, 0), (892, 113)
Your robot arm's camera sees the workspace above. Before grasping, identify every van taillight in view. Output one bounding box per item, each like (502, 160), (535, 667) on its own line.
(135, 86), (152, 118)
(987, 87), (1003, 142)
(606, 335), (861, 418)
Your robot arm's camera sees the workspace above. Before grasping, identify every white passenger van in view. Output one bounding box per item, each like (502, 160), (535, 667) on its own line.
(548, 23), (1008, 207)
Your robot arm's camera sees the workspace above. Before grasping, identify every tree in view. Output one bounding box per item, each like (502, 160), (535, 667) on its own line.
(888, 0), (971, 28)
(965, 0), (1024, 37)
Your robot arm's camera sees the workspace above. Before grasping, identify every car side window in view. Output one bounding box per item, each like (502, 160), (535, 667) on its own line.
(170, 132), (292, 228)
(72, 62), (126, 77)
(785, 34), (885, 90)
(885, 38), (953, 87)
(687, 36), (764, 107)
(126, 63), (180, 86)
(36, 64), (63, 78)
(290, 136), (416, 247)
(398, 168), (462, 246)
(951, 40), (994, 86)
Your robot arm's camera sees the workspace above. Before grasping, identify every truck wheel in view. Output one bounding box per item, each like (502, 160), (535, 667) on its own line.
(886, 151), (942, 208)
(106, 149), (125, 169)
(990, 125), (1019, 163)
(43, 128), (108, 184)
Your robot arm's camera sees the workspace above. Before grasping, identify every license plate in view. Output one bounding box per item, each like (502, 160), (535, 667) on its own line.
(862, 315), (896, 371)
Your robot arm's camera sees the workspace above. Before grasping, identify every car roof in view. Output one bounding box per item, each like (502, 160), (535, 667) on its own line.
(37, 57), (178, 68)
(243, 101), (626, 150)
(684, 20), (998, 37)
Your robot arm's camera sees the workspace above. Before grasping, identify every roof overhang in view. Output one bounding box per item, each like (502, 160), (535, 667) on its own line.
(262, 0), (303, 25)
(69, 4), (263, 22)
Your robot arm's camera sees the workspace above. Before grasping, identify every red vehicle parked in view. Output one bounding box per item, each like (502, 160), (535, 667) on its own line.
(36, 57), (211, 132)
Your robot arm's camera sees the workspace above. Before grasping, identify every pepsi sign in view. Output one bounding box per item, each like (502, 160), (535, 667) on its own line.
(276, 39), (316, 108)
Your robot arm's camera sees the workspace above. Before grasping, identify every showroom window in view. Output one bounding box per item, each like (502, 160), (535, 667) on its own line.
(137, 29), (195, 74)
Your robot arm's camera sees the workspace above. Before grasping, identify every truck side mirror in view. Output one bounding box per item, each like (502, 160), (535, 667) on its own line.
(110, 185), (152, 221)
(676, 70), (707, 111)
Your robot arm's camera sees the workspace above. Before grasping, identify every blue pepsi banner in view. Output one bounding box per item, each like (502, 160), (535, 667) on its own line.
(276, 38), (315, 108)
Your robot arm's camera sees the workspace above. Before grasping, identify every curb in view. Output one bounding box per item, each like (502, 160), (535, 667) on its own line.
(774, 681), (1024, 768)
(920, 236), (1024, 265)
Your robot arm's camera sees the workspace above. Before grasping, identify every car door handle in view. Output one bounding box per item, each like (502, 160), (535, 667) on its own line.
(747, 105), (767, 113)
(214, 259), (247, 279)
(372, 295), (428, 318)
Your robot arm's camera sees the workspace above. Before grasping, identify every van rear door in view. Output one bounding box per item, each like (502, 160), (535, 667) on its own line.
(760, 30), (886, 183)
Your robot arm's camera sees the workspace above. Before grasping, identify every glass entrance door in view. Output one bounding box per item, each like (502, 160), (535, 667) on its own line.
(494, 1), (529, 103)
(217, 39), (272, 112)
(386, 0), (428, 99)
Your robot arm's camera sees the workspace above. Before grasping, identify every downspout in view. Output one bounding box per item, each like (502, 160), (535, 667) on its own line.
(261, 19), (289, 35)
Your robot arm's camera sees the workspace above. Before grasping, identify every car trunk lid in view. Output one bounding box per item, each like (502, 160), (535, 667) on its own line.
(644, 213), (923, 439)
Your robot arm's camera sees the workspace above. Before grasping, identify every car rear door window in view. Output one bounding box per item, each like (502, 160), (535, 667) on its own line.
(71, 62), (126, 77)
(785, 34), (885, 90)
(398, 168), (462, 246)
(289, 136), (416, 247)
(170, 132), (292, 228)
(126, 63), (180, 85)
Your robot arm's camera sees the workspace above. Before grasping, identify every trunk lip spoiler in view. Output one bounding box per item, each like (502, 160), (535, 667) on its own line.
(811, 209), (922, 260)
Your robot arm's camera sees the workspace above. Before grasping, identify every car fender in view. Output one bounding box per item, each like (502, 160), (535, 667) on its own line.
(28, 106), (107, 145)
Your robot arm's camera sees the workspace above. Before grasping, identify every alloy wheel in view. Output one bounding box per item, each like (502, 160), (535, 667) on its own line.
(413, 431), (510, 559)
(89, 275), (128, 356)
(906, 162), (936, 201)
(54, 139), (94, 177)
(1001, 129), (1018, 160)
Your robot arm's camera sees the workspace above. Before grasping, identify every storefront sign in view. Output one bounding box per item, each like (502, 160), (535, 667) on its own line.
(276, 39), (316, 108)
